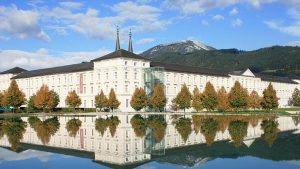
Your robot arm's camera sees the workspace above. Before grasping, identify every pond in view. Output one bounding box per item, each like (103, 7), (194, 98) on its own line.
(0, 113), (300, 169)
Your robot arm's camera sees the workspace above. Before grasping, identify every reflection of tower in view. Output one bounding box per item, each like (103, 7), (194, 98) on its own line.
(144, 128), (165, 155)
(144, 114), (166, 156)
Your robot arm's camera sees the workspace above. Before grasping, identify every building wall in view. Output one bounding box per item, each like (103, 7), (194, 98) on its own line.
(0, 57), (299, 111)
(0, 73), (13, 92)
(163, 71), (300, 110)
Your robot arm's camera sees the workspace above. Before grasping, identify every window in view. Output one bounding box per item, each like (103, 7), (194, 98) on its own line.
(91, 100), (94, 107)
(134, 62), (137, 66)
(84, 100), (86, 107)
(125, 61), (127, 65)
(106, 73), (108, 79)
(126, 99), (129, 108)
(134, 72), (137, 80)
(115, 72), (117, 79)
(98, 73), (100, 81)
(125, 85), (128, 93)
(126, 144), (129, 151)
(84, 87), (86, 94)
(91, 86), (93, 94)
(125, 72), (128, 79)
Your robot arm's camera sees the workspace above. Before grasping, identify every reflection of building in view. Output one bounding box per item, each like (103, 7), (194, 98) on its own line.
(0, 114), (299, 167)
(1, 32), (300, 111)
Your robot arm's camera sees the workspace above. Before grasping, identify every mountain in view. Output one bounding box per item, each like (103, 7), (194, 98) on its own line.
(141, 41), (300, 76)
(141, 40), (214, 59)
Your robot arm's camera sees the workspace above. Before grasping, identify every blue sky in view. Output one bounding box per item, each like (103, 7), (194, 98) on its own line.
(0, 0), (300, 71)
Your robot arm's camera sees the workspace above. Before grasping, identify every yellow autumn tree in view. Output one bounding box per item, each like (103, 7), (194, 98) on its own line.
(95, 90), (108, 111)
(34, 85), (60, 112)
(201, 82), (218, 111)
(174, 84), (192, 112)
(192, 86), (203, 112)
(107, 88), (120, 112)
(228, 81), (249, 111)
(150, 83), (166, 112)
(130, 87), (149, 111)
(261, 83), (279, 111)
(65, 90), (81, 111)
(217, 87), (229, 112)
(248, 90), (262, 110)
(3, 80), (26, 112)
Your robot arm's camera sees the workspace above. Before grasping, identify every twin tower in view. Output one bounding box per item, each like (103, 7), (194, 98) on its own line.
(115, 27), (133, 53)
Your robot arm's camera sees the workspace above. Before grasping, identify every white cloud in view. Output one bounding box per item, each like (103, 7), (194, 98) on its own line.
(265, 20), (300, 37)
(232, 18), (242, 27)
(0, 48), (111, 71)
(112, 1), (169, 32)
(137, 38), (155, 44)
(59, 2), (82, 9)
(212, 14), (224, 20)
(39, 1), (168, 40)
(0, 148), (51, 163)
(229, 7), (239, 15)
(163, 0), (275, 15)
(287, 40), (300, 46)
(0, 5), (50, 41)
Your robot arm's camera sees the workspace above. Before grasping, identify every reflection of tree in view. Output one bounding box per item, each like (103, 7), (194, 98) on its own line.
(175, 117), (192, 143)
(0, 121), (5, 139)
(200, 118), (218, 146)
(66, 118), (82, 137)
(249, 116), (259, 127)
(148, 115), (167, 143)
(130, 114), (148, 138)
(192, 115), (202, 134)
(27, 116), (60, 145)
(261, 119), (279, 147)
(95, 116), (121, 137)
(1, 118), (27, 151)
(95, 117), (108, 136)
(292, 116), (300, 126)
(215, 116), (230, 133)
(228, 120), (249, 147)
(107, 116), (120, 137)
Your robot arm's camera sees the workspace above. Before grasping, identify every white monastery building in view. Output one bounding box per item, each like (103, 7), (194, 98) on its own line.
(0, 31), (300, 112)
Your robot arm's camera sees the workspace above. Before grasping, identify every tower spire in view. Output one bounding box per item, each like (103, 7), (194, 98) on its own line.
(115, 26), (120, 51)
(128, 29), (133, 53)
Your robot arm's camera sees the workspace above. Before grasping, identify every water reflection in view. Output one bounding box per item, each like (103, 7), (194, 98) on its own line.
(28, 116), (60, 145)
(0, 118), (27, 151)
(0, 114), (299, 168)
(66, 118), (82, 137)
(261, 119), (279, 147)
(95, 116), (120, 137)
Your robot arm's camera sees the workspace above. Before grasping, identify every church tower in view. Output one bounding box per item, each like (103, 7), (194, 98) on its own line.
(115, 26), (120, 51)
(128, 29), (133, 53)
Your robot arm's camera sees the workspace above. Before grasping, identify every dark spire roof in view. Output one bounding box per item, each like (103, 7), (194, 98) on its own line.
(12, 62), (93, 79)
(128, 29), (133, 53)
(115, 26), (120, 51)
(0, 67), (27, 75)
(92, 49), (150, 62)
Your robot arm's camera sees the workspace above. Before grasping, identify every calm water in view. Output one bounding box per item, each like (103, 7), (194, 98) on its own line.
(0, 114), (300, 169)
